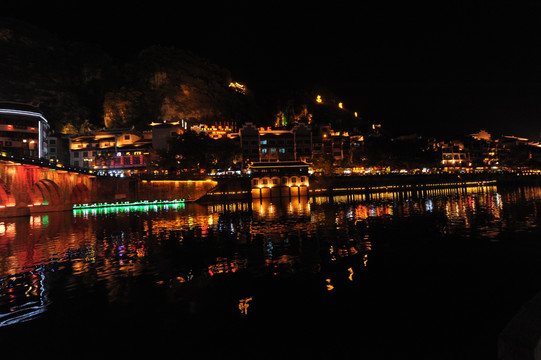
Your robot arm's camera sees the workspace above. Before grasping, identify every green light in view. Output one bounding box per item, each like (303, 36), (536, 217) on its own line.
(73, 200), (185, 216)
(73, 199), (185, 210)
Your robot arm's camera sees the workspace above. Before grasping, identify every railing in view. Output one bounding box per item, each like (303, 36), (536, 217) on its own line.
(0, 153), (103, 175)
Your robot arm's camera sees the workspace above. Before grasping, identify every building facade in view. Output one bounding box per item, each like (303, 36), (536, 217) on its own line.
(0, 103), (49, 158)
(312, 124), (351, 165)
(69, 128), (152, 175)
(239, 122), (312, 164)
(249, 161), (310, 198)
(441, 143), (471, 168)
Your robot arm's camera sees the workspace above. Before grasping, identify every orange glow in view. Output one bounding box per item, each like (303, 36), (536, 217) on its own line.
(238, 297), (253, 315)
(338, 102), (343, 109)
(325, 278), (334, 291)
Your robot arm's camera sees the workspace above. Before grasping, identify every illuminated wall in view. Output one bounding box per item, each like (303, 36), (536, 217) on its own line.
(0, 159), (217, 216)
(136, 180), (217, 202)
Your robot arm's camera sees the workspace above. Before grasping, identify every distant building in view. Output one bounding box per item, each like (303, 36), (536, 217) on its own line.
(45, 133), (70, 164)
(0, 103), (49, 158)
(69, 128), (152, 175)
(312, 124), (351, 165)
(441, 143), (471, 168)
(149, 120), (185, 152)
(465, 131), (499, 167)
(239, 122), (312, 164)
(191, 120), (238, 140)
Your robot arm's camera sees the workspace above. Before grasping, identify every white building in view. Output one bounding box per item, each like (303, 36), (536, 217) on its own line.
(0, 103), (49, 158)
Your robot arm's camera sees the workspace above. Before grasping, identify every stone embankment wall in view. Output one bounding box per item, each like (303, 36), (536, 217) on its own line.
(87, 178), (218, 203)
(309, 173), (541, 195)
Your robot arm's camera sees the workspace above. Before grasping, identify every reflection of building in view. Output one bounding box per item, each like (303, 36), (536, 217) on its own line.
(0, 103), (49, 158)
(69, 128), (152, 175)
(249, 161), (310, 198)
(252, 196), (311, 221)
(239, 122), (312, 163)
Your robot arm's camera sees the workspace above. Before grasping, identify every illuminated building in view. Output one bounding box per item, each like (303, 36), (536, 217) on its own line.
(249, 161), (310, 198)
(312, 124), (351, 165)
(465, 131), (499, 167)
(191, 121), (238, 140)
(228, 81), (247, 95)
(239, 122), (312, 164)
(69, 128), (152, 175)
(0, 102), (49, 158)
(441, 143), (471, 167)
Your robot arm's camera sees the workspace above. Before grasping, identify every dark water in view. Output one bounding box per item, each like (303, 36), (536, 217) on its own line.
(1, 185), (541, 359)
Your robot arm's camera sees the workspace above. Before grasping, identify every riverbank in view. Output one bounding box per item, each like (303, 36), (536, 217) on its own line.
(201, 173), (541, 202)
(308, 173), (541, 196)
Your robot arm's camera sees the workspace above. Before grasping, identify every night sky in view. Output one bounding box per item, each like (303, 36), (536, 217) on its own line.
(4, 1), (541, 139)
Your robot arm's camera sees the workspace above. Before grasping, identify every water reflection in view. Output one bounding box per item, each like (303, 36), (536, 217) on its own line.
(0, 185), (540, 330)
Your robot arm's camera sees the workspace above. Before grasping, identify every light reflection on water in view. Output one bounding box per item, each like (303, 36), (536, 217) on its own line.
(1, 184), (541, 356)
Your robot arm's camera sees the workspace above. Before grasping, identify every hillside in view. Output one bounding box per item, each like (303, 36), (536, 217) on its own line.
(0, 19), (263, 133)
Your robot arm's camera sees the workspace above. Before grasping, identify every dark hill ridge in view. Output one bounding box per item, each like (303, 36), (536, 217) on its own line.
(0, 19), (262, 133)
(0, 19), (363, 136)
(0, 18), (113, 131)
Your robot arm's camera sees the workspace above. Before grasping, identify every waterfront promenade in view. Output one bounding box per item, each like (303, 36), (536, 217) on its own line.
(0, 150), (540, 217)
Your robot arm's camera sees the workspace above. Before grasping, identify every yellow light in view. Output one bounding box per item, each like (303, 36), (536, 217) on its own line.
(338, 102), (343, 109)
(354, 112), (358, 117)
(229, 81), (247, 95)
(316, 95), (323, 103)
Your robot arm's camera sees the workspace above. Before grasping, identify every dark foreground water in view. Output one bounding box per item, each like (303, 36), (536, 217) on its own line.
(1, 185), (541, 359)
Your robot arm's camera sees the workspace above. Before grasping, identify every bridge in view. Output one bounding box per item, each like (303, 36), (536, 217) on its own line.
(0, 156), (217, 217)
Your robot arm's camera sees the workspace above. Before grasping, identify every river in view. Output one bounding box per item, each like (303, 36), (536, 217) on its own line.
(1, 185), (541, 358)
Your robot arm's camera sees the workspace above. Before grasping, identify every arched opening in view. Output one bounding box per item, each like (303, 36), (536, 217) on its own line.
(71, 183), (90, 205)
(0, 180), (16, 207)
(29, 179), (61, 206)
